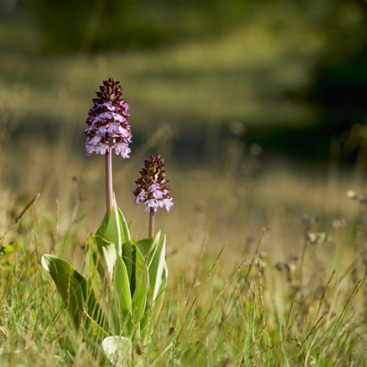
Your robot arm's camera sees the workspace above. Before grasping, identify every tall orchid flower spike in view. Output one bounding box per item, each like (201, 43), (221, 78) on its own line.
(85, 77), (132, 217)
(85, 77), (132, 158)
(134, 155), (173, 237)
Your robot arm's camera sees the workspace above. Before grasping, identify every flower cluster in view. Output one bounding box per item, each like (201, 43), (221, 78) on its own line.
(134, 155), (174, 212)
(85, 78), (132, 158)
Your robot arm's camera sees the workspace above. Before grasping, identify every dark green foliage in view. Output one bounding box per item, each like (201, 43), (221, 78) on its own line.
(27, 0), (249, 52)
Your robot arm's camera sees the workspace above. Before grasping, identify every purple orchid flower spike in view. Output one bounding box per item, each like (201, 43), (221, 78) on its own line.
(85, 77), (132, 158)
(134, 155), (173, 237)
(85, 78), (132, 218)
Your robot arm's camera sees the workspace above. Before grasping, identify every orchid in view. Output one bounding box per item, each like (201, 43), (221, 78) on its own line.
(41, 79), (171, 366)
(134, 155), (173, 213)
(134, 155), (173, 238)
(85, 78), (132, 158)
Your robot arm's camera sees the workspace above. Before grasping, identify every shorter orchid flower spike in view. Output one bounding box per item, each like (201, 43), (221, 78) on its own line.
(134, 155), (174, 212)
(85, 78), (132, 158)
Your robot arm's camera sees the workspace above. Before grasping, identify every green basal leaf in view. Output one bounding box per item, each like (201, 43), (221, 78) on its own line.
(42, 254), (106, 334)
(88, 235), (117, 280)
(105, 202), (123, 256)
(110, 251), (133, 336)
(140, 234), (168, 342)
(136, 231), (160, 269)
(117, 206), (131, 245)
(95, 198), (131, 258)
(95, 212), (108, 238)
(122, 241), (133, 289)
(87, 237), (135, 337)
(135, 239), (151, 259)
(141, 263), (168, 343)
(149, 234), (167, 301)
(139, 308), (150, 341)
(102, 336), (132, 367)
(131, 246), (149, 329)
(147, 264), (167, 339)
(87, 235), (117, 310)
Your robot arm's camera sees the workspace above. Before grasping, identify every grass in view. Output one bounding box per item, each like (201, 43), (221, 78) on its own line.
(1, 3), (367, 364)
(1, 149), (367, 366)
(1, 96), (367, 366)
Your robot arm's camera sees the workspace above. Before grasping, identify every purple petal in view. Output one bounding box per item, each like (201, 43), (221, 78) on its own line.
(114, 143), (131, 158)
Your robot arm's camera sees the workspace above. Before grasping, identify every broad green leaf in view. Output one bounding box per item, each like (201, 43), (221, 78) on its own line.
(131, 246), (149, 328)
(110, 251), (132, 335)
(87, 235), (117, 305)
(117, 206), (131, 245)
(140, 235), (168, 341)
(96, 212), (108, 238)
(140, 267), (167, 343)
(122, 241), (133, 288)
(95, 198), (131, 257)
(105, 202), (123, 255)
(135, 238), (151, 259)
(88, 235), (117, 280)
(42, 254), (106, 334)
(87, 237), (134, 336)
(136, 231), (161, 269)
(149, 234), (167, 301)
(114, 252), (132, 313)
(147, 265), (167, 339)
(139, 307), (150, 341)
(102, 336), (132, 367)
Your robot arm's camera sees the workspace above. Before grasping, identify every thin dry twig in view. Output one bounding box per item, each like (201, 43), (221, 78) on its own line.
(0, 192), (41, 242)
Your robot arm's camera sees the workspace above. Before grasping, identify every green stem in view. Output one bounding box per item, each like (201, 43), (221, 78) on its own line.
(106, 148), (113, 218)
(149, 208), (155, 238)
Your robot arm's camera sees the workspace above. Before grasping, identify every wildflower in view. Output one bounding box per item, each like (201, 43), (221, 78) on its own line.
(85, 78), (132, 158)
(134, 155), (173, 213)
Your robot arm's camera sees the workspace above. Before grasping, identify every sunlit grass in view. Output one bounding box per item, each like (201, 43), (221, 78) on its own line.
(1, 138), (367, 365)
(1, 3), (367, 364)
(1, 178), (366, 366)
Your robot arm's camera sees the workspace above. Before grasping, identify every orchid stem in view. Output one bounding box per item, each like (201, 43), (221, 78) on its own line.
(106, 148), (113, 218)
(149, 208), (155, 238)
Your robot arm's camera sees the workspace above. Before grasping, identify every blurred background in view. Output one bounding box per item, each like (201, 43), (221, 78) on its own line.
(1, 0), (367, 267)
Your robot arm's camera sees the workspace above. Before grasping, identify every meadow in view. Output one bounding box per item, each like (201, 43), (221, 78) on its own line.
(1, 3), (367, 365)
(1, 115), (367, 366)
